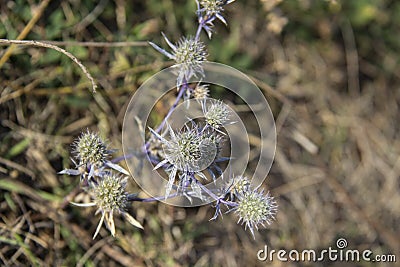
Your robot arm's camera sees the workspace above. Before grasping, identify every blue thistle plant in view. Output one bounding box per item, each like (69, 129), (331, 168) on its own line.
(59, 0), (278, 240)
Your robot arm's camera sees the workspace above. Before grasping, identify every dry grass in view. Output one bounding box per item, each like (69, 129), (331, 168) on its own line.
(1, 0), (399, 266)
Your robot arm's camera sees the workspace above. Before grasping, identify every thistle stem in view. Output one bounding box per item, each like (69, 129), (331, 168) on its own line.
(144, 81), (189, 151)
(195, 19), (204, 41)
(192, 176), (238, 207)
(127, 192), (179, 202)
(154, 82), (188, 133)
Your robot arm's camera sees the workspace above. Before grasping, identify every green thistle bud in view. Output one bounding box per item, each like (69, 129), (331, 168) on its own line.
(73, 131), (109, 166)
(235, 189), (277, 238)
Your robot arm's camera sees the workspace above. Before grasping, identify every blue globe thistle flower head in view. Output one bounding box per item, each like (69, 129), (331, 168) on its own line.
(193, 83), (210, 100)
(163, 125), (206, 172)
(202, 100), (231, 130)
(196, 0), (236, 38)
(71, 172), (143, 239)
(60, 131), (130, 183)
(234, 189), (277, 239)
(225, 175), (251, 200)
(72, 130), (110, 166)
(149, 34), (207, 87)
(150, 122), (223, 197)
(198, 0), (229, 23)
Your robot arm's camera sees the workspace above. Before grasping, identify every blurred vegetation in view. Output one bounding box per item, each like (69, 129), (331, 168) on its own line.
(1, 0), (400, 266)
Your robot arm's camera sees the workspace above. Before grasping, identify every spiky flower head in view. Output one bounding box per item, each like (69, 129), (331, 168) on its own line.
(149, 34), (207, 86)
(93, 173), (128, 212)
(203, 100), (231, 129)
(173, 36), (207, 86)
(196, 0), (236, 37)
(162, 125), (217, 172)
(234, 189), (277, 238)
(199, 0), (225, 18)
(73, 131), (109, 166)
(174, 37), (207, 66)
(226, 175), (251, 199)
(193, 83), (210, 100)
(150, 123), (223, 197)
(72, 173), (144, 239)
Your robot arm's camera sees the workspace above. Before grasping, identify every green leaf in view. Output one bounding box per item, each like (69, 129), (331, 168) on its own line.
(6, 138), (30, 159)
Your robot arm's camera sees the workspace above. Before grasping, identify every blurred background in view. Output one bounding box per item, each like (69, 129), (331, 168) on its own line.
(1, 0), (399, 266)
